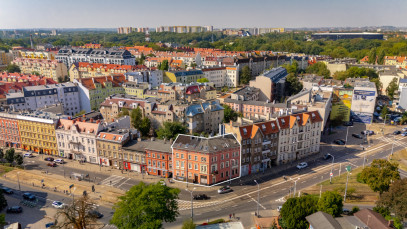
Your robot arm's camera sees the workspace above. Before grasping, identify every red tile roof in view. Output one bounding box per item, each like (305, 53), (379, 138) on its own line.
(78, 75), (127, 90)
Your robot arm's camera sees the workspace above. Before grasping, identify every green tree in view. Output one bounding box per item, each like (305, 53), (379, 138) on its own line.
(159, 60), (169, 71)
(197, 78), (209, 83)
(0, 190), (8, 211)
(386, 77), (398, 100)
(118, 108), (130, 118)
(182, 219), (196, 229)
(377, 49), (386, 65)
(380, 106), (389, 119)
(280, 195), (318, 229)
(156, 122), (187, 140)
(31, 71), (40, 76)
(305, 62), (330, 78)
(74, 110), (86, 117)
(0, 149), (3, 163)
(371, 78), (383, 94)
(222, 104), (238, 123)
(285, 73), (303, 96)
(14, 154), (23, 166)
(4, 148), (14, 164)
(137, 53), (146, 65)
(139, 117), (151, 137)
(317, 191), (343, 217)
(282, 61), (299, 74)
(377, 178), (407, 219)
(360, 159), (400, 195)
(6, 64), (20, 73)
(368, 47), (377, 64)
(0, 214), (5, 227)
(111, 181), (180, 229)
(131, 107), (143, 130)
(239, 66), (252, 85)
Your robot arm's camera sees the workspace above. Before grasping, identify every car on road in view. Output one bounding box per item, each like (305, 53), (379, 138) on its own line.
(193, 194), (209, 200)
(352, 134), (363, 139)
(89, 210), (104, 218)
(393, 130), (401, 135)
(343, 121), (353, 126)
(1, 187), (13, 194)
(361, 130), (374, 136)
(296, 162), (308, 169)
(47, 162), (57, 167)
(218, 186), (232, 194)
(402, 127), (407, 132)
(333, 139), (345, 145)
(342, 208), (351, 215)
(323, 154), (332, 160)
(52, 201), (65, 209)
(54, 159), (64, 164)
(44, 157), (54, 161)
(6, 206), (22, 213)
(277, 206), (282, 212)
(401, 132), (407, 137)
(22, 192), (36, 201)
(23, 152), (33, 158)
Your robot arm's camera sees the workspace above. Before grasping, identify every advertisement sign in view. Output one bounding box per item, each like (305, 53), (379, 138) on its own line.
(351, 90), (376, 114)
(351, 112), (373, 124)
(330, 89), (353, 122)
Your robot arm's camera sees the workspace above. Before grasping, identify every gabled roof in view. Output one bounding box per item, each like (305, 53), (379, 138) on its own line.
(57, 119), (100, 135)
(306, 211), (342, 229)
(77, 75), (127, 90)
(239, 125), (253, 140)
(354, 209), (392, 229)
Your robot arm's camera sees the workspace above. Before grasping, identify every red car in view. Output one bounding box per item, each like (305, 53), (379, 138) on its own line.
(47, 162), (57, 167)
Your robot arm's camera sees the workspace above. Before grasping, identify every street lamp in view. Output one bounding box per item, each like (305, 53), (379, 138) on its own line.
(328, 153), (335, 184)
(290, 178), (300, 197)
(254, 180), (260, 217)
(17, 172), (21, 191)
(344, 171), (351, 202)
(185, 187), (196, 221)
(344, 126), (353, 148)
(391, 135), (395, 156)
(229, 159), (236, 184)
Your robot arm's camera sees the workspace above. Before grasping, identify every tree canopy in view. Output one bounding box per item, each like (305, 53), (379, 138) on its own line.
(280, 195), (318, 229)
(159, 60), (169, 71)
(360, 159), (400, 195)
(305, 62), (330, 78)
(239, 66), (251, 85)
(222, 104), (238, 123)
(285, 73), (303, 96)
(6, 64), (20, 73)
(139, 117), (151, 137)
(197, 78), (209, 83)
(317, 191), (343, 217)
(377, 178), (407, 219)
(131, 107), (143, 130)
(386, 77), (399, 100)
(111, 181), (180, 229)
(55, 195), (99, 229)
(156, 121), (187, 140)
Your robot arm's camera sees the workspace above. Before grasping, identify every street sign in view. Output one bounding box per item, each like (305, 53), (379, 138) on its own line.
(330, 173), (333, 177)
(346, 165), (352, 172)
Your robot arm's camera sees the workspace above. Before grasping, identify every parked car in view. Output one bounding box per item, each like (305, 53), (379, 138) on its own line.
(23, 152), (33, 158)
(44, 157), (54, 161)
(277, 206), (283, 212)
(218, 186), (232, 194)
(401, 132), (407, 137)
(47, 162), (57, 167)
(352, 134), (363, 139)
(54, 159), (64, 164)
(6, 206), (22, 213)
(89, 210), (104, 219)
(343, 121), (353, 126)
(361, 130), (374, 136)
(52, 201), (65, 209)
(296, 162), (308, 169)
(1, 187), (13, 194)
(22, 192), (36, 201)
(402, 127), (407, 132)
(393, 130), (401, 135)
(193, 194), (209, 200)
(334, 139), (345, 145)
(323, 154), (332, 160)
(342, 208), (351, 215)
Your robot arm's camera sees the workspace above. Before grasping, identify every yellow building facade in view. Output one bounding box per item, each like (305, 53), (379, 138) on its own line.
(19, 51), (55, 60)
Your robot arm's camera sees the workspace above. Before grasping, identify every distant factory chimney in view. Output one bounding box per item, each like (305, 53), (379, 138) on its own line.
(30, 34), (34, 49)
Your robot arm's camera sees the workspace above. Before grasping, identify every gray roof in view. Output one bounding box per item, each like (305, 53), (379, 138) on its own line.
(123, 139), (171, 153)
(186, 101), (223, 117)
(172, 134), (239, 154)
(169, 70), (204, 77)
(261, 67), (288, 83)
(305, 211), (342, 229)
(224, 98), (287, 108)
(399, 78), (407, 84)
(335, 216), (368, 229)
(287, 89), (312, 102)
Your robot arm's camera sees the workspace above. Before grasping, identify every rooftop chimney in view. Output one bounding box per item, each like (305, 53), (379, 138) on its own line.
(169, 138), (173, 144)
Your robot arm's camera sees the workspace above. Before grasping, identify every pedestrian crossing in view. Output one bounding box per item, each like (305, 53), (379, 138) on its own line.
(377, 136), (407, 147)
(100, 175), (126, 186)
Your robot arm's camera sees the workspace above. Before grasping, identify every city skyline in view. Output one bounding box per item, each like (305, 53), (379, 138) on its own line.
(1, 0), (406, 29)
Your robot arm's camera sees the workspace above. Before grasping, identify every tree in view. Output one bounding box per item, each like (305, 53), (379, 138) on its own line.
(386, 77), (398, 100)
(371, 78), (383, 94)
(4, 148), (14, 164)
(159, 60), (169, 71)
(285, 73), (303, 96)
(197, 78), (209, 83)
(222, 104), (238, 123)
(377, 178), (407, 219)
(239, 66), (252, 85)
(131, 107), (143, 130)
(0, 190), (7, 211)
(139, 117), (151, 137)
(360, 159), (400, 195)
(280, 195), (318, 229)
(377, 49), (386, 65)
(305, 62), (330, 78)
(0, 214), (5, 227)
(380, 106), (389, 119)
(14, 154), (23, 166)
(182, 219), (196, 229)
(74, 110), (86, 117)
(156, 122), (187, 140)
(368, 47), (377, 64)
(6, 64), (20, 73)
(31, 71), (40, 76)
(0, 149), (3, 163)
(54, 195), (99, 229)
(111, 181), (180, 229)
(118, 108), (129, 118)
(317, 191), (343, 217)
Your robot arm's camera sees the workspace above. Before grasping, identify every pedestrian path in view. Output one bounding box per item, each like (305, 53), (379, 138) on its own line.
(100, 175), (126, 186)
(377, 136), (407, 147)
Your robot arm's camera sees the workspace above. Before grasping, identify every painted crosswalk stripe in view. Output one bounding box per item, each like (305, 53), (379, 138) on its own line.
(100, 175), (125, 186)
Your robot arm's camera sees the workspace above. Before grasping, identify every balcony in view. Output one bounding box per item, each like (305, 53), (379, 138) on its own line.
(262, 140), (271, 145)
(262, 149), (270, 154)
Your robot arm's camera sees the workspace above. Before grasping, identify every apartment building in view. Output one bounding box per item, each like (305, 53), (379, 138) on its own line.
(163, 70), (204, 84)
(96, 129), (132, 169)
(12, 58), (68, 82)
(125, 70), (163, 88)
(185, 84), (216, 102)
(157, 83), (186, 101)
(75, 75), (127, 112)
(202, 67), (226, 88)
(56, 118), (103, 162)
(0, 112), (21, 148)
(249, 67), (288, 102)
(19, 51), (55, 60)
(185, 100), (224, 134)
(223, 98), (288, 119)
(172, 134), (240, 185)
(144, 138), (172, 177)
(123, 82), (150, 98)
(69, 62), (139, 81)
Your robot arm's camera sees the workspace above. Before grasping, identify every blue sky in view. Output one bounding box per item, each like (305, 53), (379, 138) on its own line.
(0, 0), (406, 29)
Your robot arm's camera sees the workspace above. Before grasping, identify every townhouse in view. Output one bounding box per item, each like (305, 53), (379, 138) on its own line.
(185, 100), (224, 134)
(12, 58), (68, 82)
(97, 129), (132, 169)
(249, 67), (288, 102)
(223, 98), (288, 119)
(185, 84), (216, 102)
(69, 62), (139, 81)
(163, 70), (204, 84)
(123, 82), (150, 98)
(0, 112), (21, 149)
(125, 70), (163, 88)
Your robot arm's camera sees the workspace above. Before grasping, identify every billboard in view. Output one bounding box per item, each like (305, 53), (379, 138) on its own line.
(351, 89), (376, 114)
(330, 89), (353, 122)
(352, 112), (373, 124)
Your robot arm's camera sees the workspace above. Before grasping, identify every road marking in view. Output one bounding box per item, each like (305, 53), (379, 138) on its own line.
(100, 175), (125, 186)
(117, 178), (131, 188)
(247, 195), (266, 210)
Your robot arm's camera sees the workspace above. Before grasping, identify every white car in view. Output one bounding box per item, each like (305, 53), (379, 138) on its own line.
(23, 153), (33, 158)
(159, 180), (166, 186)
(296, 162), (308, 169)
(54, 159), (64, 164)
(277, 206), (282, 212)
(403, 127), (407, 132)
(52, 201), (65, 209)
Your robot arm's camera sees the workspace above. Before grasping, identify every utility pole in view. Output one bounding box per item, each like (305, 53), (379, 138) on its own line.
(17, 172), (21, 191)
(185, 188), (196, 221)
(391, 135), (395, 156)
(319, 185), (322, 199)
(344, 171), (350, 202)
(254, 180), (260, 217)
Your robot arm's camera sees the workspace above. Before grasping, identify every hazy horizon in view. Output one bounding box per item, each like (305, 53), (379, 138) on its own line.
(1, 0), (406, 29)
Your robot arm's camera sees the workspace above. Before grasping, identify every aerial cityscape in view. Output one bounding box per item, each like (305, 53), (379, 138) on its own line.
(0, 0), (407, 228)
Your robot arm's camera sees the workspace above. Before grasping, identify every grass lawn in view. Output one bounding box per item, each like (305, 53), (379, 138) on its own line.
(301, 167), (379, 205)
(0, 164), (14, 175)
(389, 148), (407, 172)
